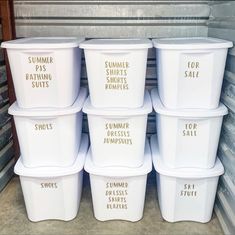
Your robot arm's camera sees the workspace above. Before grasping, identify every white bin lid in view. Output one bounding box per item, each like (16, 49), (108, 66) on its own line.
(84, 140), (152, 177)
(83, 90), (152, 116)
(1, 37), (85, 49)
(8, 87), (88, 117)
(80, 38), (152, 50)
(150, 134), (224, 178)
(151, 88), (228, 118)
(152, 37), (233, 50)
(14, 134), (89, 178)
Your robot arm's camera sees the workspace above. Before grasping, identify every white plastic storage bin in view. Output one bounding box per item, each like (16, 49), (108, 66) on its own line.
(80, 39), (152, 108)
(151, 88), (227, 168)
(14, 134), (89, 222)
(83, 90), (152, 167)
(9, 88), (87, 168)
(150, 136), (224, 223)
(1, 37), (84, 108)
(84, 140), (152, 222)
(153, 37), (233, 109)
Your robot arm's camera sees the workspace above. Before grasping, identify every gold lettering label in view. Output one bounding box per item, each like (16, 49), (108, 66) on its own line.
(41, 182), (58, 189)
(103, 122), (132, 145)
(105, 181), (128, 210)
(25, 56), (54, 88)
(35, 123), (53, 131)
(182, 123), (197, 137)
(180, 183), (197, 197)
(184, 61), (200, 79)
(104, 60), (130, 91)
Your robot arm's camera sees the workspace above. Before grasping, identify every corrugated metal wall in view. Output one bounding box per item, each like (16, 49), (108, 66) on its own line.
(208, 2), (235, 234)
(13, 0), (211, 135)
(14, 0), (210, 38)
(0, 34), (15, 191)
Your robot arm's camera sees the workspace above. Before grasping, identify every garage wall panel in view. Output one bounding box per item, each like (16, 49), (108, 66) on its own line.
(209, 2), (235, 234)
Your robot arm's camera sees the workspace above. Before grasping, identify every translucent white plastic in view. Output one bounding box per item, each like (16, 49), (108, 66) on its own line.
(83, 91), (152, 167)
(1, 37), (84, 108)
(14, 135), (89, 222)
(85, 140), (152, 222)
(153, 37), (233, 109)
(151, 89), (228, 168)
(80, 39), (152, 108)
(9, 88), (87, 167)
(151, 136), (224, 223)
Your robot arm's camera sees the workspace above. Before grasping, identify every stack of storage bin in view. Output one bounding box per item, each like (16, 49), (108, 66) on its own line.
(1, 37), (89, 222)
(80, 39), (153, 221)
(150, 37), (233, 223)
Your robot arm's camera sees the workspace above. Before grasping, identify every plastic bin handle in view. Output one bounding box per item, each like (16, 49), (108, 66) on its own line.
(29, 116), (55, 120)
(101, 51), (130, 55)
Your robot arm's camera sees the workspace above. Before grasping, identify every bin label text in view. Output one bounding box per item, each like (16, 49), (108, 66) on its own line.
(104, 60), (129, 91)
(103, 122), (132, 145)
(180, 184), (197, 197)
(25, 55), (54, 88)
(182, 123), (197, 137)
(105, 181), (128, 210)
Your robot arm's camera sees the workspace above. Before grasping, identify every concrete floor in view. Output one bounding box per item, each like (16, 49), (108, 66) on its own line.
(0, 174), (223, 235)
